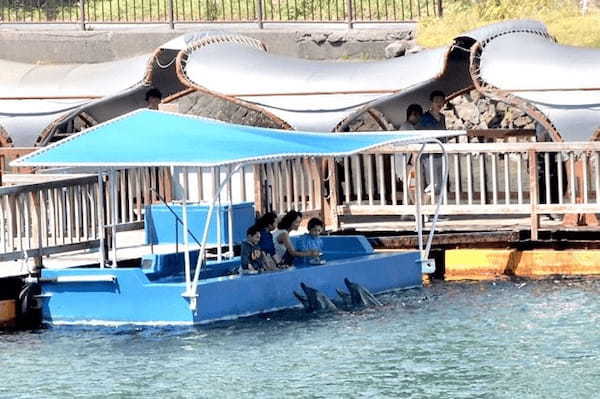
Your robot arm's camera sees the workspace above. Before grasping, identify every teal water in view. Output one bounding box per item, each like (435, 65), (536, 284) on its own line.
(1, 278), (599, 398)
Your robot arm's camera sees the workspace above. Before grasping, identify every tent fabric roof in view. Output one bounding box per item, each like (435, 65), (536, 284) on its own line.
(12, 110), (464, 168)
(478, 31), (600, 141)
(181, 43), (449, 131)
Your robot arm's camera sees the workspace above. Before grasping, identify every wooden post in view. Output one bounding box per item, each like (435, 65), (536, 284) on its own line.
(563, 159), (600, 227)
(322, 158), (340, 230)
(30, 191), (43, 270)
(163, 167), (174, 203)
(253, 165), (264, 215)
(528, 150), (539, 240)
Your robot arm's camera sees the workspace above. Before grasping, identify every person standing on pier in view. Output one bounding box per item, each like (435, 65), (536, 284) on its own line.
(417, 90), (447, 198)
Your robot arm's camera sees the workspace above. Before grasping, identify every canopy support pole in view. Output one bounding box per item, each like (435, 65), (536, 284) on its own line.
(110, 169), (118, 268)
(227, 165), (234, 259)
(414, 139), (449, 273)
(97, 173), (106, 268)
(414, 143), (426, 262)
(183, 164), (242, 310)
(216, 167), (222, 262)
(182, 167), (192, 294)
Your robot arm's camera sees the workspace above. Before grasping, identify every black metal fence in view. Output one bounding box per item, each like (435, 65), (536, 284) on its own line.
(0, 0), (443, 28)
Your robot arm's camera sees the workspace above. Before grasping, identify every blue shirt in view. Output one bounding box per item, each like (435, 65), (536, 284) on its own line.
(258, 228), (275, 256)
(296, 234), (323, 265)
(417, 111), (446, 130)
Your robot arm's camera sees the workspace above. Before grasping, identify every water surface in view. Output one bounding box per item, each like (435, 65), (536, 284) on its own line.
(2, 278), (599, 398)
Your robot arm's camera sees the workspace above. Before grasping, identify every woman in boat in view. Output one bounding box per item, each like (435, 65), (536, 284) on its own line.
(272, 210), (320, 266)
(255, 211), (278, 257)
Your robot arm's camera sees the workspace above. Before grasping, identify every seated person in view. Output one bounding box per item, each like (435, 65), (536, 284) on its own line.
(296, 217), (325, 265)
(240, 225), (263, 274)
(272, 210), (320, 267)
(145, 88), (163, 110)
(255, 211), (278, 257)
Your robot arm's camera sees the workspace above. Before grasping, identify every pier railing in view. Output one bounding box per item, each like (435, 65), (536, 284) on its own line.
(0, 0), (442, 29)
(4, 139), (600, 267)
(258, 141), (600, 239)
(0, 167), (171, 264)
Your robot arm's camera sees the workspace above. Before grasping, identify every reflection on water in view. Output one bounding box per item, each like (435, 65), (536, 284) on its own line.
(2, 278), (599, 398)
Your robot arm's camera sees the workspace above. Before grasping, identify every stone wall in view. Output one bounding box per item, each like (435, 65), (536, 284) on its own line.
(444, 89), (535, 131)
(169, 91), (288, 129)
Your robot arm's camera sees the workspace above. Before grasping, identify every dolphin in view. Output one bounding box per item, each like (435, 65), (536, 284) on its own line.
(293, 282), (338, 312)
(336, 278), (383, 308)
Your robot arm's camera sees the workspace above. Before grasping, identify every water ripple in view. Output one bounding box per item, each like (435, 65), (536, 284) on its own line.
(1, 279), (600, 398)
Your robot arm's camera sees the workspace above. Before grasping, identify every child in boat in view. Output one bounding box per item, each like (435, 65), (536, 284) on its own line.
(255, 211), (278, 257)
(297, 217), (325, 265)
(272, 211), (320, 267)
(240, 225), (278, 274)
(240, 225), (263, 274)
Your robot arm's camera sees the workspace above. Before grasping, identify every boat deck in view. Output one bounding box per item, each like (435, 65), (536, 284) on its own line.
(0, 215), (565, 278)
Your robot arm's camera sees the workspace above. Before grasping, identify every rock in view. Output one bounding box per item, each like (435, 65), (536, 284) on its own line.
(513, 115), (532, 128)
(454, 102), (479, 125)
(327, 32), (346, 44)
(406, 45), (423, 55)
(386, 31), (411, 41)
(311, 33), (327, 44)
(354, 31), (383, 42)
(384, 41), (407, 58)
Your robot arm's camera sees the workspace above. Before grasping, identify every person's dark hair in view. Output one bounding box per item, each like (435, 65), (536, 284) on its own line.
(145, 88), (163, 101)
(246, 224), (261, 237)
(277, 210), (303, 230)
(429, 90), (445, 101)
(256, 212), (277, 229)
(307, 217), (324, 231)
(406, 104), (423, 120)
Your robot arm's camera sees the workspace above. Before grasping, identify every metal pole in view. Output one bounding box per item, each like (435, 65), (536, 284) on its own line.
(437, 0), (443, 17)
(110, 169), (118, 268)
(97, 173), (106, 268)
(257, 0), (264, 29)
(227, 165), (234, 259)
(80, 0), (86, 30)
(182, 167), (192, 294)
(187, 165), (242, 305)
(216, 167), (222, 262)
(414, 144), (426, 258)
(346, 0), (353, 29)
(168, 0), (175, 30)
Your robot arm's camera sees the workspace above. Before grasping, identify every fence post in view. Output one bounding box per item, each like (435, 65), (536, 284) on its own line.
(346, 0), (353, 29)
(30, 191), (43, 270)
(79, 0), (86, 30)
(437, 0), (443, 17)
(257, 0), (264, 29)
(253, 165), (265, 214)
(168, 0), (175, 30)
(528, 149), (539, 240)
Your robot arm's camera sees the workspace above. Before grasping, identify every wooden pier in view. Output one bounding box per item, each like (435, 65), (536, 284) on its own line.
(2, 134), (600, 283)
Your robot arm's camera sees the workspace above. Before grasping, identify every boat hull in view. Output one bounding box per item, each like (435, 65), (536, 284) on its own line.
(39, 237), (422, 326)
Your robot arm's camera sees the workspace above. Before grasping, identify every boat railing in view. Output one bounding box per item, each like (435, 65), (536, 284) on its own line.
(0, 167), (172, 265)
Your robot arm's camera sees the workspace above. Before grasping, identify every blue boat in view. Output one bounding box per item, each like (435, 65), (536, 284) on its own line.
(13, 110), (462, 326)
